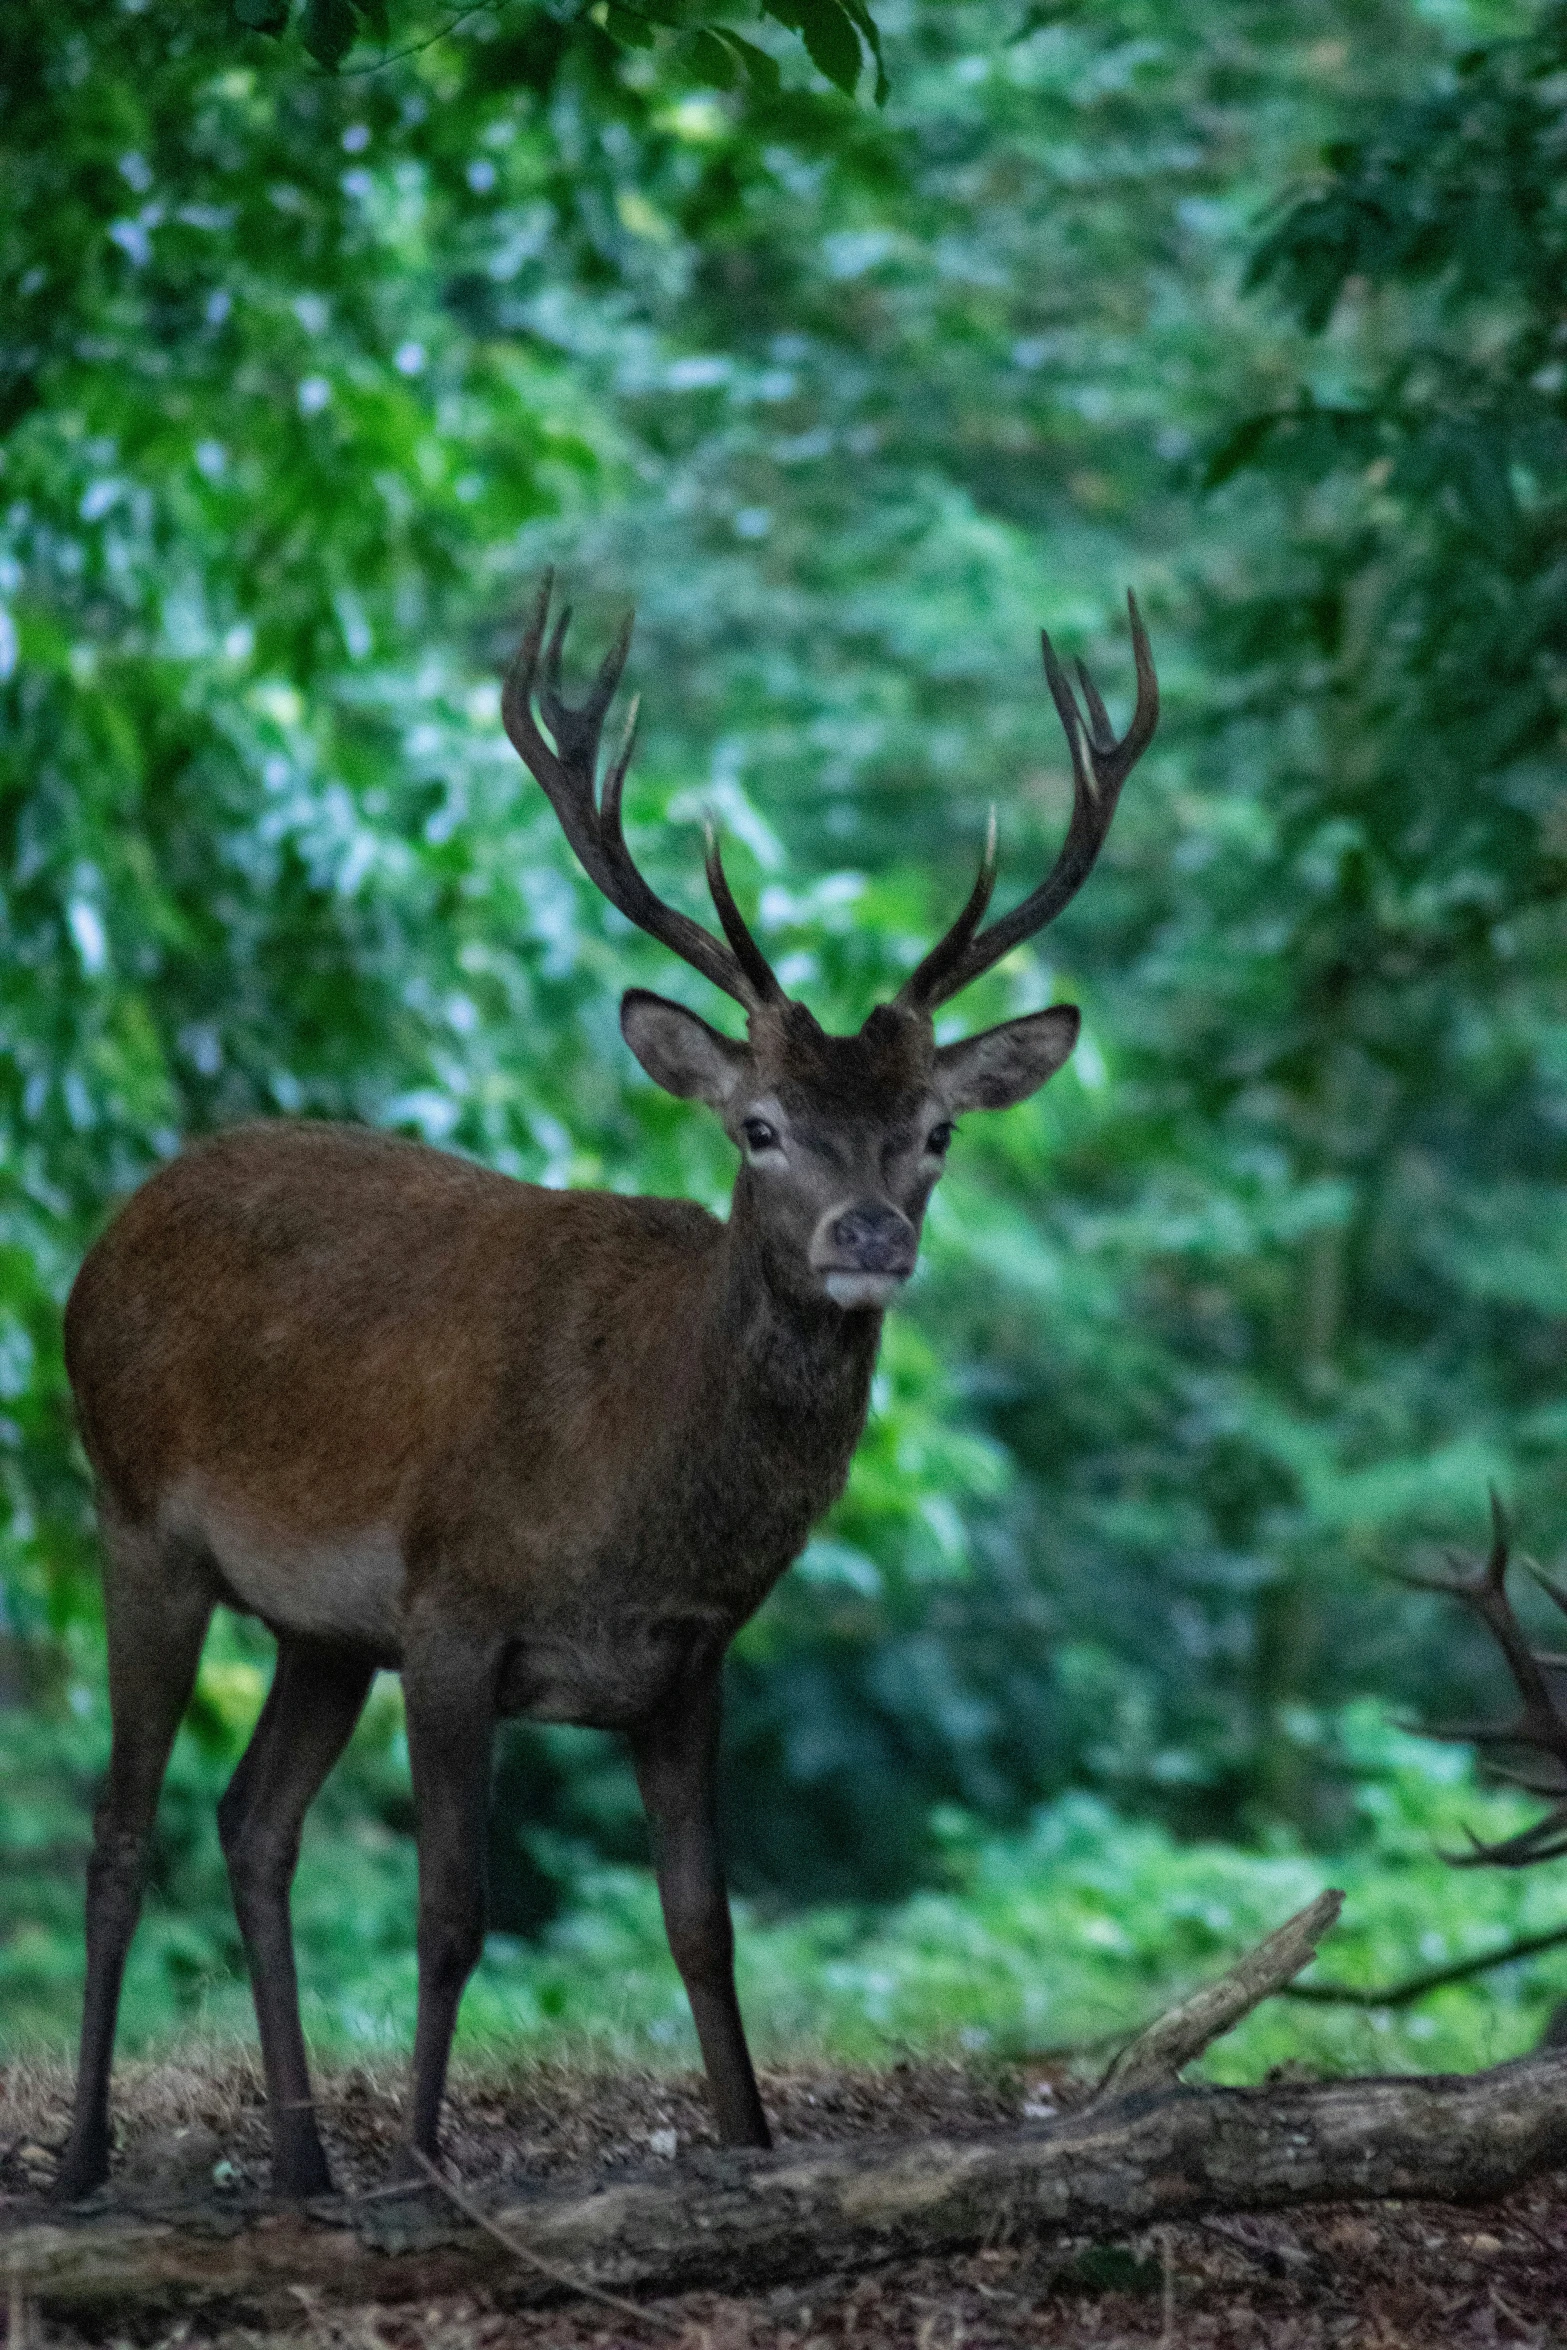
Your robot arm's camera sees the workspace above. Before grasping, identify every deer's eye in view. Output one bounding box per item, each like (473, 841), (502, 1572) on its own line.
(926, 1122), (955, 1158)
(742, 1117), (781, 1155)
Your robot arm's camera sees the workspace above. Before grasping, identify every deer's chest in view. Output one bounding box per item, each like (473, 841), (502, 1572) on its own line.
(494, 1605), (732, 1730)
(491, 1430), (845, 1730)
(485, 1330), (867, 1727)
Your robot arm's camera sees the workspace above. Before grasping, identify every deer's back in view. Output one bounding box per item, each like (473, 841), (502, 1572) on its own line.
(67, 1121), (720, 1583)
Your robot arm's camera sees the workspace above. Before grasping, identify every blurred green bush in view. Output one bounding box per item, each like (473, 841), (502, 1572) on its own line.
(8, 1656), (1565, 2078)
(1, 0), (1564, 2051)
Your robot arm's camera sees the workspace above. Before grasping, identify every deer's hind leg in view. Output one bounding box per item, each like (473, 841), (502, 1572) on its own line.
(217, 1638), (374, 2197)
(57, 1514), (216, 2200)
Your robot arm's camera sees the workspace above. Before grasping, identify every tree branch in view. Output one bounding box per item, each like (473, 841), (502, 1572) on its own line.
(1096, 1890), (1343, 2095)
(1281, 1918), (1567, 2008)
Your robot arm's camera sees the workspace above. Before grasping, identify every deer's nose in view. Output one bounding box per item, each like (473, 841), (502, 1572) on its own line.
(822, 1201), (917, 1276)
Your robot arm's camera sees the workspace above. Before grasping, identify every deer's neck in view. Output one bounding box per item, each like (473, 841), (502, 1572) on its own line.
(665, 1180), (880, 1579)
(708, 1178), (879, 1428)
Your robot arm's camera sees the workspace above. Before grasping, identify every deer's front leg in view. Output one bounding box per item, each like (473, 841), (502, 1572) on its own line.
(631, 1656), (770, 2149)
(402, 1642), (496, 2161)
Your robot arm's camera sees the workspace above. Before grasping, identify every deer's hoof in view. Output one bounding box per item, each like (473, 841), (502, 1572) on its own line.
(52, 2146), (109, 2203)
(270, 2124), (335, 2202)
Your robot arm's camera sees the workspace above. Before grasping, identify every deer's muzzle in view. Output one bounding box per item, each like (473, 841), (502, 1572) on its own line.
(811, 1201), (918, 1310)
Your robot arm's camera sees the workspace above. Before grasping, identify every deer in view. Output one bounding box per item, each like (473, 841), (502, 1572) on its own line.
(55, 573), (1157, 2202)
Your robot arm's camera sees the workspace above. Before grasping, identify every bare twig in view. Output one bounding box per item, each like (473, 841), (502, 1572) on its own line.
(407, 2148), (678, 2335)
(1196, 2215), (1318, 2281)
(289, 2284), (338, 2350)
(7, 2264), (29, 2350)
(317, 0), (501, 77)
(306, 2178), (432, 2219)
(1095, 1890), (1345, 2098)
(1282, 1918), (1567, 2007)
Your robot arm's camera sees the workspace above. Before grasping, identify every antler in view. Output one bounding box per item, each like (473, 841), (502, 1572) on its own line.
(899, 593), (1158, 1013)
(502, 574), (783, 1013)
(1402, 1491), (1567, 1866)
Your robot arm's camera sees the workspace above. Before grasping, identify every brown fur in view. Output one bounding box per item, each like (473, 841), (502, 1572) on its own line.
(66, 1118), (864, 1673)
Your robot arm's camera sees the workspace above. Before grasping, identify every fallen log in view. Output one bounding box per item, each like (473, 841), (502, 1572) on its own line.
(4, 2050), (1564, 2319)
(6, 1895), (1564, 2321)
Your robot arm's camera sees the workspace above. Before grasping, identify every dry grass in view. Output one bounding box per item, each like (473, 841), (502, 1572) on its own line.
(0, 2049), (1027, 2199)
(2, 2053), (1564, 2346)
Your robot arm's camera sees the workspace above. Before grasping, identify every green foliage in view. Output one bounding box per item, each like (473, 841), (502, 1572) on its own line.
(0, 1626), (417, 2047)
(2, 0), (1565, 2060)
(9, 1672), (1564, 2079)
(469, 1708), (1567, 2081)
(511, 0), (1567, 1859)
(228, 0), (885, 103)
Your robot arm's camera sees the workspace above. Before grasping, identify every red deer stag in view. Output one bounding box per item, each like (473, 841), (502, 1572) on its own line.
(56, 575), (1157, 2200)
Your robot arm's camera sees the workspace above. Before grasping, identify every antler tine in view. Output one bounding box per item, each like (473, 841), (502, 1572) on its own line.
(1121, 589), (1159, 768)
(1074, 657), (1115, 753)
(1414, 1490), (1567, 1872)
(541, 599), (572, 709)
(1529, 1562), (1567, 1623)
(595, 692), (642, 840)
(704, 824), (786, 1008)
(536, 599), (577, 748)
(1479, 1753), (1567, 1797)
(1449, 1814), (1567, 1869)
(894, 808), (998, 1012)
(1458, 1498), (1567, 1750)
(505, 568), (554, 723)
(540, 605), (634, 769)
(504, 577), (622, 895)
(901, 591), (1158, 1013)
(1422, 1715), (1567, 1759)
(1485, 1482), (1510, 1586)
(501, 571), (555, 763)
(502, 576), (776, 1012)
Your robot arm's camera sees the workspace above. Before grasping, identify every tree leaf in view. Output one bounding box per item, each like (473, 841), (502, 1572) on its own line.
(1202, 409), (1284, 488)
(762, 0), (864, 99)
(603, 2), (659, 50)
(232, 0), (292, 32)
(708, 30), (782, 98)
(835, 0), (888, 102)
(685, 29), (740, 89)
(1009, 0), (1087, 31)
(300, 0), (358, 69)
(347, 0), (390, 44)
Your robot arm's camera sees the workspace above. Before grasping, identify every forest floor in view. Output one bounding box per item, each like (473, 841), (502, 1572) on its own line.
(1, 2054), (1564, 2348)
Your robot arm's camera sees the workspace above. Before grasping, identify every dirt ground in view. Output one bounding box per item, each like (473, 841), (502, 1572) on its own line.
(2, 2055), (1564, 2348)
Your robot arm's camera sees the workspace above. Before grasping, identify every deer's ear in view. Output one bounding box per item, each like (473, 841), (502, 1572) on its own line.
(620, 989), (750, 1107)
(933, 1005), (1080, 1113)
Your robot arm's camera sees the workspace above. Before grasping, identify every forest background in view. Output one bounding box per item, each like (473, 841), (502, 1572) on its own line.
(2, 0), (1566, 2091)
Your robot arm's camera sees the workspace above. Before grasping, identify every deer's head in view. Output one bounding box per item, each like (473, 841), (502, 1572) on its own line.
(503, 576), (1157, 1314)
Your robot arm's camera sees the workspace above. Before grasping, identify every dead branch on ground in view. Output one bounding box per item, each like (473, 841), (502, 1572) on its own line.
(5, 1895), (1566, 2322)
